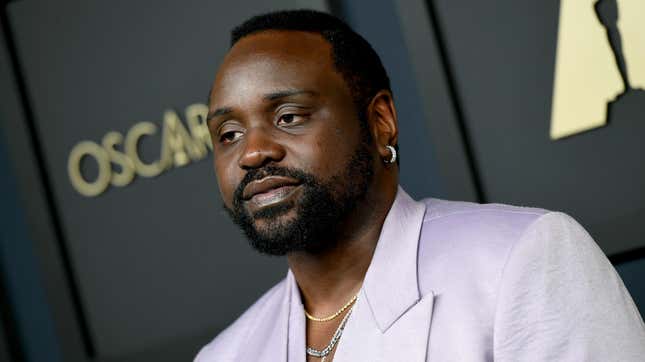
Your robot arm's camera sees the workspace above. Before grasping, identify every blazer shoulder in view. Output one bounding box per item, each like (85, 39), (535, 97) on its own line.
(194, 277), (288, 362)
(416, 198), (552, 294)
(421, 197), (549, 222)
(494, 212), (645, 359)
(418, 197), (550, 255)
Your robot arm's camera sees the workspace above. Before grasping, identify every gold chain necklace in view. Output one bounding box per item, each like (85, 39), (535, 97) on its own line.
(306, 300), (357, 359)
(304, 293), (358, 322)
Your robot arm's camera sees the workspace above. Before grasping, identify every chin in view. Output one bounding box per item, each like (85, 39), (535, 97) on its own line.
(251, 204), (297, 227)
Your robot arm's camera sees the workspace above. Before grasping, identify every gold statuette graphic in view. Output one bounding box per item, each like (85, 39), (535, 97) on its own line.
(550, 0), (645, 140)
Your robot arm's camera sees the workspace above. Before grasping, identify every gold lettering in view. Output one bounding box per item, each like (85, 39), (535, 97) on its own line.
(68, 102), (212, 197)
(68, 141), (111, 197)
(102, 131), (135, 187)
(125, 122), (164, 178)
(185, 103), (212, 158)
(160, 109), (203, 168)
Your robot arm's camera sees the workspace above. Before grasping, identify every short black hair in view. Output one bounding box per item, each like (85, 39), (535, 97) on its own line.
(230, 9), (392, 123)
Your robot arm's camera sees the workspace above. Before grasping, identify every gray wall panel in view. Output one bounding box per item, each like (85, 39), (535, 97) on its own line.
(0, 130), (61, 362)
(0, 319), (14, 362)
(616, 258), (645, 315)
(1, 7), (85, 359)
(394, 0), (480, 202)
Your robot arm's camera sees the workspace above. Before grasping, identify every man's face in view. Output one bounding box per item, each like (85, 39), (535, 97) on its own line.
(207, 30), (376, 255)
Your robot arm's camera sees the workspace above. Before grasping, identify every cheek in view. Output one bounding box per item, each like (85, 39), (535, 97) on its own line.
(213, 156), (239, 205)
(292, 122), (360, 177)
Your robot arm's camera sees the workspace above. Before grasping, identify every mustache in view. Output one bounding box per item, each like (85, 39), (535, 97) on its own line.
(232, 166), (315, 205)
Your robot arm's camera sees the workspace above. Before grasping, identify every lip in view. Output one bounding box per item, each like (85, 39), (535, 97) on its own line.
(242, 176), (302, 201)
(247, 184), (302, 210)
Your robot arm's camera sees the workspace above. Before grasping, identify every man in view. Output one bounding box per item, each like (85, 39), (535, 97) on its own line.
(196, 9), (645, 362)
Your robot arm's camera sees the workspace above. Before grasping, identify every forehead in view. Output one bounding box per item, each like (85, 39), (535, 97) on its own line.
(210, 30), (346, 104)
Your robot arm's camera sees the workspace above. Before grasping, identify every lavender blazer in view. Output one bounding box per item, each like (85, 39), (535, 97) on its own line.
(196, 187), (645, 361)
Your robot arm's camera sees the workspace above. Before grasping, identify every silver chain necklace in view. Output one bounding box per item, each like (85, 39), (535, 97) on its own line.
(306, 300), (357, 359)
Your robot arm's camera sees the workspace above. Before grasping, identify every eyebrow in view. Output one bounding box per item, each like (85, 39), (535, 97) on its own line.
(207, 107), (233, 121)
(206, 89), (318, 121)
(263, 89), (318, 101)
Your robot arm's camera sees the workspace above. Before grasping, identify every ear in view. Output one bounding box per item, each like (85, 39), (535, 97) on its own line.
(367, 90), (399, 161)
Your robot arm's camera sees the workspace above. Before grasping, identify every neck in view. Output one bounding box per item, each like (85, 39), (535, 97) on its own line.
(287, 180), (397, 317)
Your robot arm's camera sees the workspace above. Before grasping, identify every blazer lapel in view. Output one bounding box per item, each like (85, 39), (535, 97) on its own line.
(237, 272), (303, 362)
(334, 187), (434, 362)
(334, 290), (434, 362)
(286, 271), (307, 362)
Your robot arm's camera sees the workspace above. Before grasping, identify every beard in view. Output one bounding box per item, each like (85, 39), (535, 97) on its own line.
(223, 135), (375, 256)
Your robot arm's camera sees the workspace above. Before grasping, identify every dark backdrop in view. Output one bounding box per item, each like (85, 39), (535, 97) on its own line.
(1, 1), (643, 361)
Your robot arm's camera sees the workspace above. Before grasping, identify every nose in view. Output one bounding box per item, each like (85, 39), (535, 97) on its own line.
(237, 126), (286, 169)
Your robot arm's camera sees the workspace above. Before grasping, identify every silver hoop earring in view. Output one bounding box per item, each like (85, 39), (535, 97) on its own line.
(384, 145), (397, 164)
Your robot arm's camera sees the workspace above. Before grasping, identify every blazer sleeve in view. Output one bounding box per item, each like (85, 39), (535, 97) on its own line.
(493, 212), (645, 361)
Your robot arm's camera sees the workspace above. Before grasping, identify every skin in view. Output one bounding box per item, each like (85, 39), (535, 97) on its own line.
(207, 30), (400, 360)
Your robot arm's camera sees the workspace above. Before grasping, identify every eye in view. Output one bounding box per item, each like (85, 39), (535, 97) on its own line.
(219, 130), (243, 144)
(217, 122), (245, 145)
(277, 113), (306, 126)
